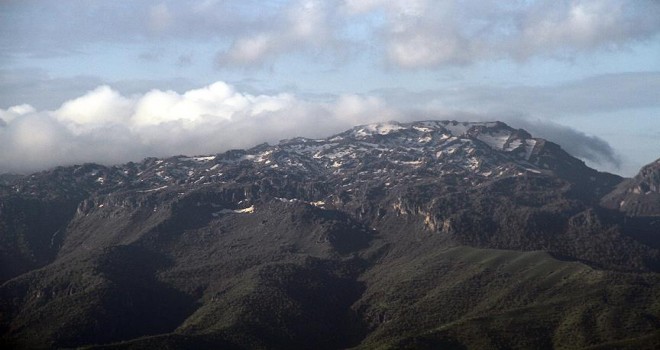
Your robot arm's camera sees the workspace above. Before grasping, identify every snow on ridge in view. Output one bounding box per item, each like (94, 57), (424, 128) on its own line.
(353, 122), (405, 137)
(239, 150), (273, 163)
(524, 139), (537, 160)
(505, 139), (523, 151)
(158, 121), (539, 181)
(179, 155), (217, 162)
(413, 126), (434, 133)
(348, 121), (518, 145)
(193, 156), (216, 162)
(476, 131), (510, 150)
(439, 122), (471, 136)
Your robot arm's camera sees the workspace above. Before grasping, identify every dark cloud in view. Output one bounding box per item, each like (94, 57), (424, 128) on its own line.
(391, 107), (623, 170)
(502, 116), (621, 169)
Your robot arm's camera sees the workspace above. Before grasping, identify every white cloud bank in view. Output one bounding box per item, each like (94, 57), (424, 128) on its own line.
(0, 80), (625, 175)
(0, 82), (398, 173)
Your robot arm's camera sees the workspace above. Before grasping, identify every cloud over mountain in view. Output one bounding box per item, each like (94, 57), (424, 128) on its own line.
(0, 82), (399, 173)
(0, 81), (622, 175)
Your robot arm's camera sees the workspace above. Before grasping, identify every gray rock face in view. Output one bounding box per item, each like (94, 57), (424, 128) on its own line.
(602, 158), (660, 216)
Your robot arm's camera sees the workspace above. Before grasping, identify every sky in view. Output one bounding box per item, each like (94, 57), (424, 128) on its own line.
(0, 0), (659, 176)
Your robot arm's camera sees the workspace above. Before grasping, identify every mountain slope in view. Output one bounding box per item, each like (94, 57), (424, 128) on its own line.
(602, 158), (660, 216)
(1, 120), (659, 349)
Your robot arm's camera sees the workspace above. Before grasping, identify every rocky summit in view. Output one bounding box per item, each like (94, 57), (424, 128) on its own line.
(1, 120), (660, 349)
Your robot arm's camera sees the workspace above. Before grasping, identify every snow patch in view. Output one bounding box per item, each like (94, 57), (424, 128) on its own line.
(236, 206), (255, 213)
(193, 156), (216, 162)
(466, 157), (480, 171)
(442, 123), (469, 136)
(418, 135), (432, 143)
(138, 185), (168, 193)
(310, 201), (326, 207)
(212, 205), (255, 216)
(393, 160), (423, 166)
(476, 131), (510, 150)
(524, 139), (537, 160)
(505, 139), (522, 151)
(354, 122), (404, 137)
(180, 156), (216, 162)
(413, 126), (433, 133)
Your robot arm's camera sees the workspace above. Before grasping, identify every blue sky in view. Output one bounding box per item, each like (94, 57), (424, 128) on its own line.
(1, 0), (659, 175)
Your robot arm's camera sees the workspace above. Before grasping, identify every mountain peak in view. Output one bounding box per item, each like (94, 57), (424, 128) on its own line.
(346, 120), (511, 137)
(341, 120), (534, 155)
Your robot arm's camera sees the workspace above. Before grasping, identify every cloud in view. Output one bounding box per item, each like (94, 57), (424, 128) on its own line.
(398, 109), (623, 170)
(501, 116), (621, 169)
(344, 0), (660, 68)
(138, 50), (165, 62)
(0, 104), (35, 124)
(0, 81), (396, 174)
(516, 1), (660, 58)
(216, 0), (341, 66)
(148, 3), (173, 34)
(176, 54), (193, 67)
(419, 72), (660, 116)
(0, 79), (627, 175)
(2, 1), (659, 68)
(56, 86), (135, 127)
(0, 0), (263, 60)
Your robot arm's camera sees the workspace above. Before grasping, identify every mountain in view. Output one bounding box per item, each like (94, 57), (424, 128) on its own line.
(1, 120), (659, 349)
(0, 174), (22, 186)
(602, 158), (660, 216)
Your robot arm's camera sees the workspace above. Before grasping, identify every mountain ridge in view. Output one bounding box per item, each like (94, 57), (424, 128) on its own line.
(1, 120), (659, 349)
(3, 120), (621, 199)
